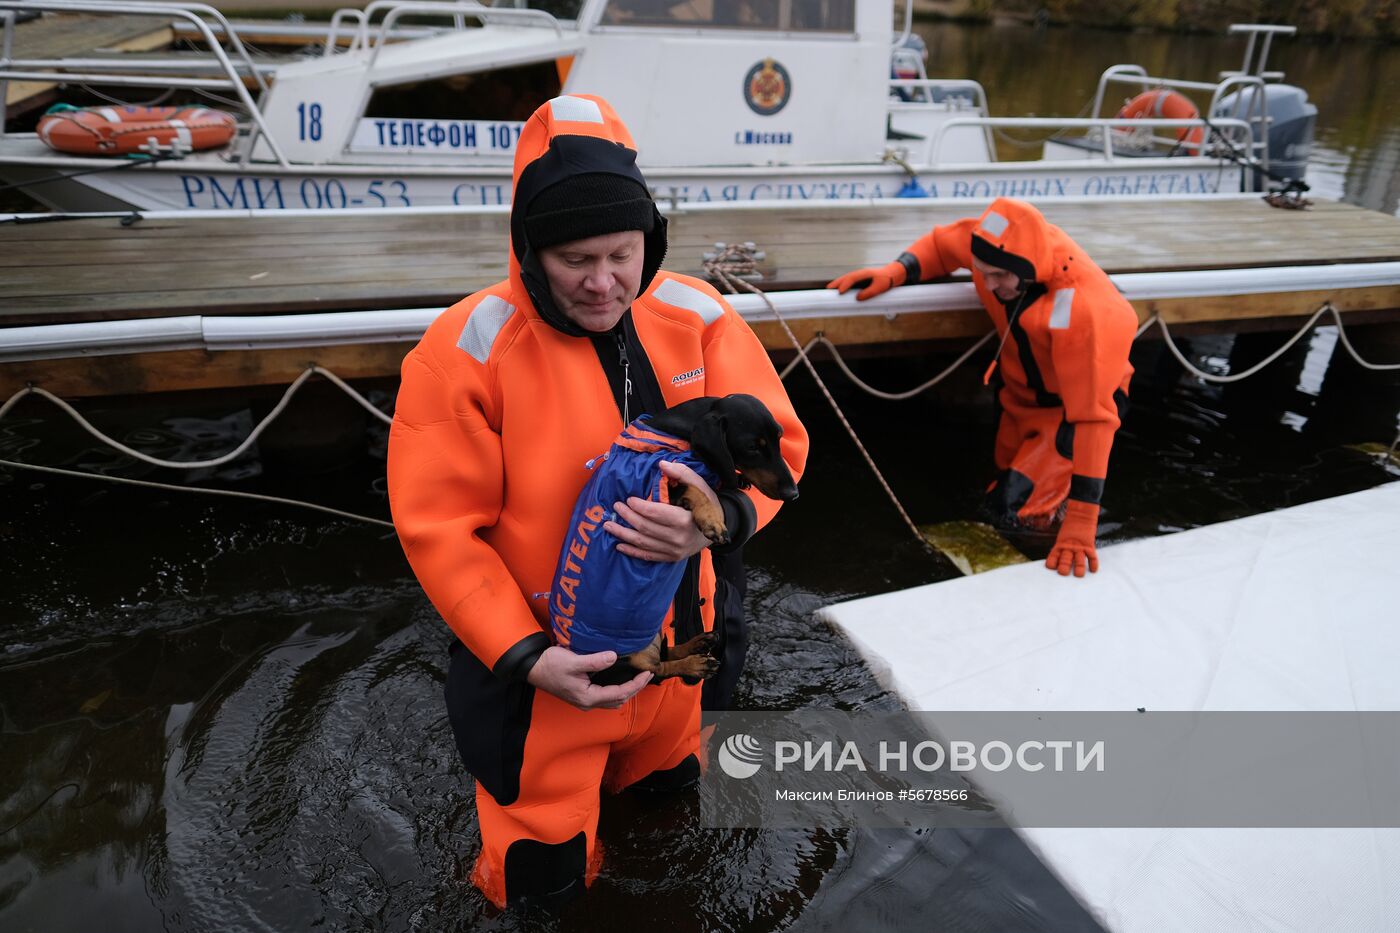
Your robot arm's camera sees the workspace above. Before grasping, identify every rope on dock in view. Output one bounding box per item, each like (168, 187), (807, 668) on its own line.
(773, 297), (1390, 397)
(0, 457), (395, 529)
(74, 83), (176, 109)
(0, 364), (392, 469)
(3, 279), (1397, 537)
(0, 151), (183, 197)
(776, 315), (1156, 391)
(1152, 302), (1400, 383)
(704, 243), (935, 555)
(0, 364), (396, 529)
(778, 332), (996, 399)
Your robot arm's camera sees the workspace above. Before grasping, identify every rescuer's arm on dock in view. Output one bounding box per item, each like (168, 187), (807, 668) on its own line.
(827, 218), (980, 300)
(1044, 293), (1135, 577)
(698, 292), (809, 539)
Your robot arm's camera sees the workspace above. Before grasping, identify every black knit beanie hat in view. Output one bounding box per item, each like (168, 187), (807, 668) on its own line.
(524, 172), (656, 250)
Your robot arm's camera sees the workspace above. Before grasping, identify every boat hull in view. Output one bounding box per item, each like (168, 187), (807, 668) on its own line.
(0, 141), (1246, 212)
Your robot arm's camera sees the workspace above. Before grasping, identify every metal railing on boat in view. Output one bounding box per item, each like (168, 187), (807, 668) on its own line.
(1221, 22), (1298, 82)
(0, 0), (290, 166)
(887, 78), (996, 159)
(924, 115), (1254, 173)
(0, 0), (270, 92)
(888, 78), (989, 110)
(168, 19), (443, 51)
(0, 0), (569, 161)
(316, 0), (569, 57)
(1090, 65), (1274, 173)
(362, 1), (562, 64)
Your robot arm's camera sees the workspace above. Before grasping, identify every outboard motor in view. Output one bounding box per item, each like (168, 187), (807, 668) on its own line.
(1213, 84), (1317, 192)
(1209, 24), (1315, 193)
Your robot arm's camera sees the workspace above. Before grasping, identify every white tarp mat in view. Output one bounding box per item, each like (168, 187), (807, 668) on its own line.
(817, 481), (1400, 932)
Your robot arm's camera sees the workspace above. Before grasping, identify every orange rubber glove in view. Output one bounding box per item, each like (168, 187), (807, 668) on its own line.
(1046, 500), (1100, 577)
(827, 260), (908, 301)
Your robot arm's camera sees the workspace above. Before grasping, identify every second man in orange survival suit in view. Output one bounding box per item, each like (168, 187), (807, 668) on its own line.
(829, 198), (1136, 577)
(387, 95), (807, 910)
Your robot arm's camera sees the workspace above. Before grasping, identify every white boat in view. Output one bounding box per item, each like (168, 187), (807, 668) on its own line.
(0, 0), (1316, 212)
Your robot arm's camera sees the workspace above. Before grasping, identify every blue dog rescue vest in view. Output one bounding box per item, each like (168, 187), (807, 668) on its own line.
(550, 416), (720, 656)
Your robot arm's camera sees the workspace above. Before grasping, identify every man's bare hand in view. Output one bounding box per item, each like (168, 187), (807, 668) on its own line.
(526, 645), (650, 710)
(605, 460), (718, 563)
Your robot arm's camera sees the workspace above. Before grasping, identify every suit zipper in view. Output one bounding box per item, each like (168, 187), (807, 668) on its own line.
(982, 288), (1033, 386)
(615, 330), (632, 426)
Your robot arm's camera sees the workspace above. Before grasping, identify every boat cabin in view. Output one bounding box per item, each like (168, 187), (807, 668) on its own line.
(254, 0), (925, 170)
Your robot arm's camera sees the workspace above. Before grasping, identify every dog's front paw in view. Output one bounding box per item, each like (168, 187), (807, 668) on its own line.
(696, 516), (729, 545)
(672, 631), (716, 660)
(685, 491), (729, 545)
(679, 654), (721, 681)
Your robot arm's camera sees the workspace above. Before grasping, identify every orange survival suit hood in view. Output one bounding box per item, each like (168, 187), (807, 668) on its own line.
(508, 94), (668, 337)
(969, 198), (1060, 289)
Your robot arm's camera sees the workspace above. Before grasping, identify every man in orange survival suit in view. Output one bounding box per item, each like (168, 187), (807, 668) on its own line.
(829, 198), (1135, 577)
(387, 94), (807, 910)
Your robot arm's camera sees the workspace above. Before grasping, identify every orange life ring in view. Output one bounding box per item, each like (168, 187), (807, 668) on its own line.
(37, 106), (237, 156)
(1116, 90), (1204, 154)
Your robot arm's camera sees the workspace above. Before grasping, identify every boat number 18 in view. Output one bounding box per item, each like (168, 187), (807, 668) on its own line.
(298, 102), (324, 142)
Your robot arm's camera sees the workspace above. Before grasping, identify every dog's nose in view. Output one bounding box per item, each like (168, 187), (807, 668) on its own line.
(781, 487), (799, 502)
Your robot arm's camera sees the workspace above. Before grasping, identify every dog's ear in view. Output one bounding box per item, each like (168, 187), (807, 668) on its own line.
(692, 411), (736, 485)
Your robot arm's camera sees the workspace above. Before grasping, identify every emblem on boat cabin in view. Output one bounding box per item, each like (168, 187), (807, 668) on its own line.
(743, 58), (791, 116)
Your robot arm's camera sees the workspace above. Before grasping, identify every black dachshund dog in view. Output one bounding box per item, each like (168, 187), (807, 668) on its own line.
(593, 393), (797, 684)
(647, 393), (799, 545)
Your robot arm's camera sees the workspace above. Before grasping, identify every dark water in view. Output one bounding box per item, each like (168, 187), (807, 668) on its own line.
(3, 332), (1398, 930)
(4, 18), (1400, 933)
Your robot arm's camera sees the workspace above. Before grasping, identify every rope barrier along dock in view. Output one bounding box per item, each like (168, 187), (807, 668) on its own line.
(1153, 303), (1400, 382)
(1, 266), (1398, 539)
(0, 365), (396, 529)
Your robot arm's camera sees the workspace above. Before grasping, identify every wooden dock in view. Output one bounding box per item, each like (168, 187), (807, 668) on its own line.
(3, 196), (1400, 396)
(6, 197), (1399, 325)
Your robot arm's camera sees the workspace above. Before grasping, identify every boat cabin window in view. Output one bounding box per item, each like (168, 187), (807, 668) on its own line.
(364, 60), (563, 122)
(600, 0), (855, 31)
